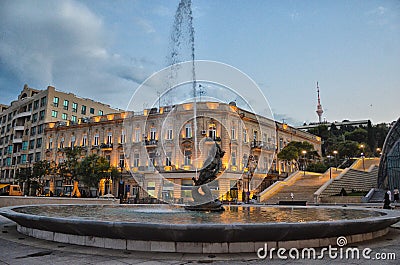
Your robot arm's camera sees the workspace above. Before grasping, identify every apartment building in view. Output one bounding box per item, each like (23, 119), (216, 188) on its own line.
(0, 84), (118, 183)
(44, 101), (321, 202)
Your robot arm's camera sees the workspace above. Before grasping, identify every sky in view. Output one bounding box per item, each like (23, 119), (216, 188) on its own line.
(0, 0), (399, 126)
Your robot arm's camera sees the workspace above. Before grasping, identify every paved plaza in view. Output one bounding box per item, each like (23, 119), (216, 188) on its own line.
(1, 215), (399, 265)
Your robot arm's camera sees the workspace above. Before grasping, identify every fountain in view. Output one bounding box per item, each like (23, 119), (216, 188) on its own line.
(1, 204), (400, 253)
(1, 0), (400, 254)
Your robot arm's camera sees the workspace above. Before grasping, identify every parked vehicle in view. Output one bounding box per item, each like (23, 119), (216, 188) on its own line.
(0, 184), (23, 196)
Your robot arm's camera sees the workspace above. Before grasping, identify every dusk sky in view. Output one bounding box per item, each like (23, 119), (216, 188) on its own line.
(0, 0), (399, 125)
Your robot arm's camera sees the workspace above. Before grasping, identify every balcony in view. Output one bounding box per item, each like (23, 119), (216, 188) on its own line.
(12, 137), (23, 144)
(14, 126), (25, 131)
(100, 143), (113, 150)
(12, 111), (32, 120)
(144, 139), (158, 148)
(251, 140), (276, 151)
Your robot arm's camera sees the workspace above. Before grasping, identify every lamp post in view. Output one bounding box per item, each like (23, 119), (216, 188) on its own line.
(360, 144), (365, 171)
(327, 155), (332, 179)
(376, 148), (381, 157)
(301, 150), (307, 175)
(333, 150), (338, 171)
(361, 152), (365, 171)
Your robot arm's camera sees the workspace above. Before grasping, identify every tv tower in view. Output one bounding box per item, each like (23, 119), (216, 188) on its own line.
(316, 82), (324, 123)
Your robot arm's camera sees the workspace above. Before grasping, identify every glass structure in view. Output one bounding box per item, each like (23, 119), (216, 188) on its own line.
(378, 118), (400, 189)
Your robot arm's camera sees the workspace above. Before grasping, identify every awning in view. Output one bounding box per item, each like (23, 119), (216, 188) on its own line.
(0, 184), (10, 189)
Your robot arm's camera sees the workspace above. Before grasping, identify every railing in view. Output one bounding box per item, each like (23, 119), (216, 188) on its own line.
(100, 143), (113, 149)
(250, 140), (275, 151)
(144, 139), (158, 146)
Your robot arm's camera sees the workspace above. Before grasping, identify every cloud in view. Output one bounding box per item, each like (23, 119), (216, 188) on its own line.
(134, 17), (156, 34)
(365, 5), (398, 27)
(273, 112), (302, 126)
(0, 0), (153, 109)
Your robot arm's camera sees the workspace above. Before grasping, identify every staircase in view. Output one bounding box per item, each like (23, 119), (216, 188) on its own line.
(260, 171), (333, 204)
(351, 157), (380, 171)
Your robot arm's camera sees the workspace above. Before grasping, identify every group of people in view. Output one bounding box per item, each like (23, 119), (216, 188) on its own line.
(383, 187), (399, 209)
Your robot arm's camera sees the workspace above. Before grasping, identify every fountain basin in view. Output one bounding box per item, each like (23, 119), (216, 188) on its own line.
(1, 204), (399, 253)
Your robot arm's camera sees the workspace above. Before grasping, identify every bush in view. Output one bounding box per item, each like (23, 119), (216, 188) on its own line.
(306, 162), (329, 173)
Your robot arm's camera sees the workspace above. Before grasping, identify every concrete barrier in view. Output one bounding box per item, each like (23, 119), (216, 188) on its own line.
(0, 196), (119, 208)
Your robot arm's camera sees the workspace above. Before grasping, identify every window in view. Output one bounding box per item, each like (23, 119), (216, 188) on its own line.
(263, 156), (268, 170)
(35, 152), (41, 162)
(30, 126), (36, 136)
(94, 134), (99, 146)
(134, 129), (141, 142)
(184, 150), (192, 165)
(243, 129), (248, 143)
(70, 135), (76, 147)
(51, 110), (58, 118)
(72, 102), (78, 112)
(119, 154), (125, 168)
(37, 124), (43, 134)
(62, 113), (68, 120)
(71, 115), (77, 123)
(28, 103), (32, 111)
(166, 152), (172, 166)
(7, 145), (13, 154)
(107, 132), (112, 144)
(22, 141), (28, 151)
(63, 100), (69, 110)
(231, 149), (237, 166)
(209, 124), (216, 139)
(48, 138), (53, 149)
(185, 124), (192, 138)
(21, 154), (27, 164)
(253, 130), (258, 142)
(32, 113), (38, 122)
(28, 154), (33, 163)
(39, 110), (45, 120)
(36, 138), (42, 148)
(33, 100), (39, 110)
(90, 107), (94, 114)
(166, 129), (173, 140)
(231, 125), (236, 140)
(53, 97), (59, 107)
(120, 130), (126, 143)
(29, 140), (35, 149)
(40, 96), (47, 107)
(134, 153), (140, 167)
(82, 135), (87, 146)
(81, 105), (86, 115)
(98, 110), (103, 115)
(150, 127), (156, 140)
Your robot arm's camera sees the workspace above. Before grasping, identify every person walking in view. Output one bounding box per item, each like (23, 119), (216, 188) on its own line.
(393, 187), (399, 203)
(383, 190), (391, 209)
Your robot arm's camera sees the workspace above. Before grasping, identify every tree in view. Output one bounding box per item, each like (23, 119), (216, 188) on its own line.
(78, 154), (110, 190)
(58, 147), (84, 183)
(344, 128), (368, 143)
(15, 167), (33, 196)
(32, 160), (52, 195)
(278, 141), (319, 170)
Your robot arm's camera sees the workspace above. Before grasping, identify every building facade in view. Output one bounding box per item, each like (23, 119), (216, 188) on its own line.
(44, 101), (321, 202)
(0, 84), (118, 183)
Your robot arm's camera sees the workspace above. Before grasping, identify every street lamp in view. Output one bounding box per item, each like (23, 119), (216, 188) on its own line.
(361, 152), (365, 171)
(301, 150), (307, 175)
(376, 148), (381, 157)
(327, 155), (332, 179)
(333, 150), (338, 171)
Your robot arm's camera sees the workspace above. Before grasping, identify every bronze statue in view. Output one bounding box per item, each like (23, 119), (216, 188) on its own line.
(185, 140), (225, 211)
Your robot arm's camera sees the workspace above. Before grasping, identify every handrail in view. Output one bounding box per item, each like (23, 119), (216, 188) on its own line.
(258, 171), (301, 202)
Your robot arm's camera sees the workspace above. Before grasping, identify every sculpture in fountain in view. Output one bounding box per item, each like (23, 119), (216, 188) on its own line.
(185, 140), (225, 211)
